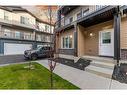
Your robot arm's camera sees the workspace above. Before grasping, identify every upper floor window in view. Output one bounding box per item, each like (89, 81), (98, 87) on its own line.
(83, 8), (89, 16)
(45, 25), (50, 32)
(69, 17), (73, 24)
(15, 31), (20, 39)
(36, 35), (41, 41)
(24, 32), (31, 40)
(95, 5), (104, 10)
(20, 16), (29, 25)
(77, 12), (82, 20)
(4, 11), (9, 20)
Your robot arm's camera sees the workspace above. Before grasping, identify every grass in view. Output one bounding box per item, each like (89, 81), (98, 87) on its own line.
(0, 62), (79, 89)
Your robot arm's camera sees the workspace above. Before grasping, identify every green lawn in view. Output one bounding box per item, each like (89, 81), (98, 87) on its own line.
(0, 62), (79, 89)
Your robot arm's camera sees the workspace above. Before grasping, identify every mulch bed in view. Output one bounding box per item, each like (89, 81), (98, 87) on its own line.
(52, 57), (91, 71)
(112, 63), (127, 84)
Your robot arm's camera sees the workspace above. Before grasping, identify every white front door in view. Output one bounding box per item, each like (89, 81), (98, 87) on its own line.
(99, 29), (114, 57)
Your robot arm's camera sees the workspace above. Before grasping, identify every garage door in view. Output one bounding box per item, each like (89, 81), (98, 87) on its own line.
(4, 43), (32, 55)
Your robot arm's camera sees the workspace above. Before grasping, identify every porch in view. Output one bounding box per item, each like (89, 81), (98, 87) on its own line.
(77, 20), (114, 58)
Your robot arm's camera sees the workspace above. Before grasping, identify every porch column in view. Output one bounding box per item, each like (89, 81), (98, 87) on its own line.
(57, 10), (61, 28)
(74, 23), (78, 56)
(33, 30), (37, 49)
(114, 6), (121, 63)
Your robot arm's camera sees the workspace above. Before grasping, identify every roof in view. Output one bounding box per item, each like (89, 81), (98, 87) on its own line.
(0, 6), (54, 26)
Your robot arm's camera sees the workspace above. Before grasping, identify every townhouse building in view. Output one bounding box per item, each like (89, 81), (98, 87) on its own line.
(55, 5), (127, 62)
(55, 6), (127, 79)
(0, 6), (54, 55)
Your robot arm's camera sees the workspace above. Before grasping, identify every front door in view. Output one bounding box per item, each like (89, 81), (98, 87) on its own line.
(99, 29), (114, 57)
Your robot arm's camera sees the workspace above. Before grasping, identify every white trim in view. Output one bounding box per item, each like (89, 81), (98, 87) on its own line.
(99, 29), (114, 56)
(61, 35), (73, 49)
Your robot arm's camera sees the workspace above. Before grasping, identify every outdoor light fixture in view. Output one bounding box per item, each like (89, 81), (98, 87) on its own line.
(89, 33), (94, 37)
(70, 35), (72, 38)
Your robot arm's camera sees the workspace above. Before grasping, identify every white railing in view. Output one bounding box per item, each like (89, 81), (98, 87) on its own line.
(0, 31), (34, 40)
(0, 18), (35, 29)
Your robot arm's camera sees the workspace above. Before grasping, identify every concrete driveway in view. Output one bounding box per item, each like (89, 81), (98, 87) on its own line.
(0, 55), (28, 65)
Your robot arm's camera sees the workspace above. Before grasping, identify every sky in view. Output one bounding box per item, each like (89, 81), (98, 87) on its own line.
(22, 5), (58, 24)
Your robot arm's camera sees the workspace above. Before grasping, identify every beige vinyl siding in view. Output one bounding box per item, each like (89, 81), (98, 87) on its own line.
(56, 28), (74, 52)
(78, 20), (113, 56)
(121, 17), (127, 49)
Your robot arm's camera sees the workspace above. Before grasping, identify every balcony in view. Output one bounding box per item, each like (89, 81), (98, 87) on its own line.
(55, 5), (115, 31)
(0, 18), (36, 30)
(36, 35), (51, 43)
(36, 27), (54, 35)
(0, 31), (35, 41)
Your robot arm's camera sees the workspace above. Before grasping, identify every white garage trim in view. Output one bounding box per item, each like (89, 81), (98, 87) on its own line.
(4, 43), (32, 55)
(37, 44), (50, 48)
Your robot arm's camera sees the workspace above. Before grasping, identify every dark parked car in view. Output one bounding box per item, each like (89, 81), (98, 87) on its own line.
(24, 46), (54, 60)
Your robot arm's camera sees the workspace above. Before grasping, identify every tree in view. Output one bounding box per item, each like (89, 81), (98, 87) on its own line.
(35, 5), (58, 89)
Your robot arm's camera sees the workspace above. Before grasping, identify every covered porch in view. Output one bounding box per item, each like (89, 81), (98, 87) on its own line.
(77, 20), (114, 58)
(76, 6), (121, 63)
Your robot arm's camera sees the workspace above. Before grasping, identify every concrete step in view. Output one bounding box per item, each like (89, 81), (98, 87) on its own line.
(85, 65), (113, 79)
(82, 56), (114, 63)
(91, 61), (115, 70)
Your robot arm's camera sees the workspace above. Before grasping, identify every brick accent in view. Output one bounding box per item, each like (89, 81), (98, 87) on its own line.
(58, 49), (75, 55)
(121, 49), (127, 60)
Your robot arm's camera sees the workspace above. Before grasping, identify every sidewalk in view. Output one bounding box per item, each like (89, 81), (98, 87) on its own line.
(36, 59), (127, 89)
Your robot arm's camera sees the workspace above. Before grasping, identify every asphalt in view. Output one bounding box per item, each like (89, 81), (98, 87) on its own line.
(0, 55), (48, 65)
(0, 55), (28, 65)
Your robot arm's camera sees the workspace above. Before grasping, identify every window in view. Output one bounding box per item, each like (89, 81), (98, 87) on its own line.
(77, 12), (82, 20)
(24, 33), (31, 40)
(15, 31), (20, 39)
(96, 5), (103, 10)
(36, 35), (41, 41)
(83, 8), (89, 16)
(45, 25), (50, 32)
(4, 11), (9, 20)
(20, 16), (29, 24)
(102, 32), (111, 44)
(69, 17), (73, 23)
(62, 35), (73, 49)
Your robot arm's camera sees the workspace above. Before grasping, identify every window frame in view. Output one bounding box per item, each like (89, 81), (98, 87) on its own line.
(83, 8), (89, 16)
(77, 12), (82, 20)
(15, 31), (21, 39)
(20, 16), (29, 25)
(4, 11), (9, 20)
(61, 35), (73, 49)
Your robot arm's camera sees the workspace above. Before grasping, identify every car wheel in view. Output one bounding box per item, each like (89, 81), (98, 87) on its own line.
(31, 54), (37, 60)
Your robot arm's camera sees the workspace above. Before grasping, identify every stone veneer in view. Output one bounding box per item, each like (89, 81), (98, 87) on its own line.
(121, 49), (127, 60)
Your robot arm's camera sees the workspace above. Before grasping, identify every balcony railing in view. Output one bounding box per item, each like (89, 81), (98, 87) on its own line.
(0, 31), (34, 40)
(36, 35), (51, 42)
(0, 18), (35, 30)
(0, 18), (54, 34)
(55, 5), (108, 29)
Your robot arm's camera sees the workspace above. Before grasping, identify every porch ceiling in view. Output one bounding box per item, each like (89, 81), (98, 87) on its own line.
(56, 24), (74, 33)
(60, 6), (79, 15)
(77, 6), (116, 27)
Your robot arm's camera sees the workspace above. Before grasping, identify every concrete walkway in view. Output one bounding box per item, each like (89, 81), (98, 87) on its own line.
(37, 59), (127, 89)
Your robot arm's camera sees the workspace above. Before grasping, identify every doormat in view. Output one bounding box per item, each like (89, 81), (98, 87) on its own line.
(112, 63), (127, 84)
(54, 58), (91, 70)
